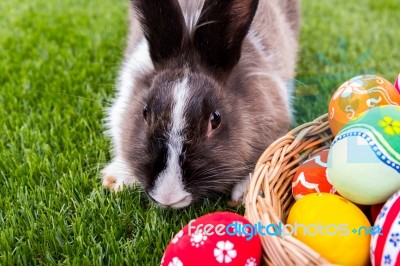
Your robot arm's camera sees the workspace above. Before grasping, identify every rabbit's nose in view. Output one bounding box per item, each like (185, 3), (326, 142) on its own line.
(149, 191), (193, 209)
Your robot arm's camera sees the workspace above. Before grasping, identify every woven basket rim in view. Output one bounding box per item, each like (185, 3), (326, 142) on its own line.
(244, 113), (336, 266)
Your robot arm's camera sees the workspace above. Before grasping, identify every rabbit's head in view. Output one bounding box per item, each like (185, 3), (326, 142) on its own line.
(121, 0), (272, 208)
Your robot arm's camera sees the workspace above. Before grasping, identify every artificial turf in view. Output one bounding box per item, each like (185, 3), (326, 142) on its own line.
(1, 0), (399, 264)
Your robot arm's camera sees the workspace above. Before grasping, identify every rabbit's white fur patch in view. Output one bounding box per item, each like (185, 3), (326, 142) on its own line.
(149, 76), (193, 208)
(102, 38), (153, 190)
(107, 38), (153, 153)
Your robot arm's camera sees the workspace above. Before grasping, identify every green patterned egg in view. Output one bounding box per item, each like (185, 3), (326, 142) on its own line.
(327, 105), (400, 204)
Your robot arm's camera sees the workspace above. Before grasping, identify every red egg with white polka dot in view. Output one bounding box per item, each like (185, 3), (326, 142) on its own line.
(370, 190), (400, 266)
(292, 149), (336, 200)
(161, 212), (262, 266)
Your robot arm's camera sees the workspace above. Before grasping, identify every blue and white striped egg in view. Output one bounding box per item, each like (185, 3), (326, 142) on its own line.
(327, 106), (400, 205)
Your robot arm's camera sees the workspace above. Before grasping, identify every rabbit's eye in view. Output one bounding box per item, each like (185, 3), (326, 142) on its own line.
(209, 111), (221, 130)
(143, 105), (148, 122)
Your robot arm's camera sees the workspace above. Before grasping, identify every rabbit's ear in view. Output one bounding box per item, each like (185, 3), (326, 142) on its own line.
(194, 0), (258, 72)
(132, 0), (187, 67)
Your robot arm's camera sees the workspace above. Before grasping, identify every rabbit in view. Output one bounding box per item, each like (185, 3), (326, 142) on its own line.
(102, 0), (299, 209)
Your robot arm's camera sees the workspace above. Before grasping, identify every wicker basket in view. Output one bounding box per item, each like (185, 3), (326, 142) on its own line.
(244, 113), (337, 266)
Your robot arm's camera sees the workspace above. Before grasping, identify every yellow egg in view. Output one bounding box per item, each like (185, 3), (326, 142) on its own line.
(287, 193), (371, 266)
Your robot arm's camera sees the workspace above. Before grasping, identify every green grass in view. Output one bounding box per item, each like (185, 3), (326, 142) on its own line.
(0, 0), (399, 264)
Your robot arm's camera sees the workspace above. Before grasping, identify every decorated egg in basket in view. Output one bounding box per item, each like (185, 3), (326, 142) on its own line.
(161, 212), (262, 266)
(328, 74), (400, 136)
(395, 74), (400, 94)
(287, 193), (371, 266)
(328, 105), (400, 205)
(292, 149), (336, 200)
(370, 190), (400, 266)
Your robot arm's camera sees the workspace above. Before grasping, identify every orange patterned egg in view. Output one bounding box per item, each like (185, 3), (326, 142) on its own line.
(328, 74), (400, 136)
(292, 150), (336, 200)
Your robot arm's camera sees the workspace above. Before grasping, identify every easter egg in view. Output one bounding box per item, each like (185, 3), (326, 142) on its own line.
(328, 105), (400, 205)
(292, 149), (336, 200)
(287, 193), (371, 266)
(370, 190), (400, 266)
(395, 74), (400, 94)
(161, 212), (262, 266)
(328, 74), (400, 136)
